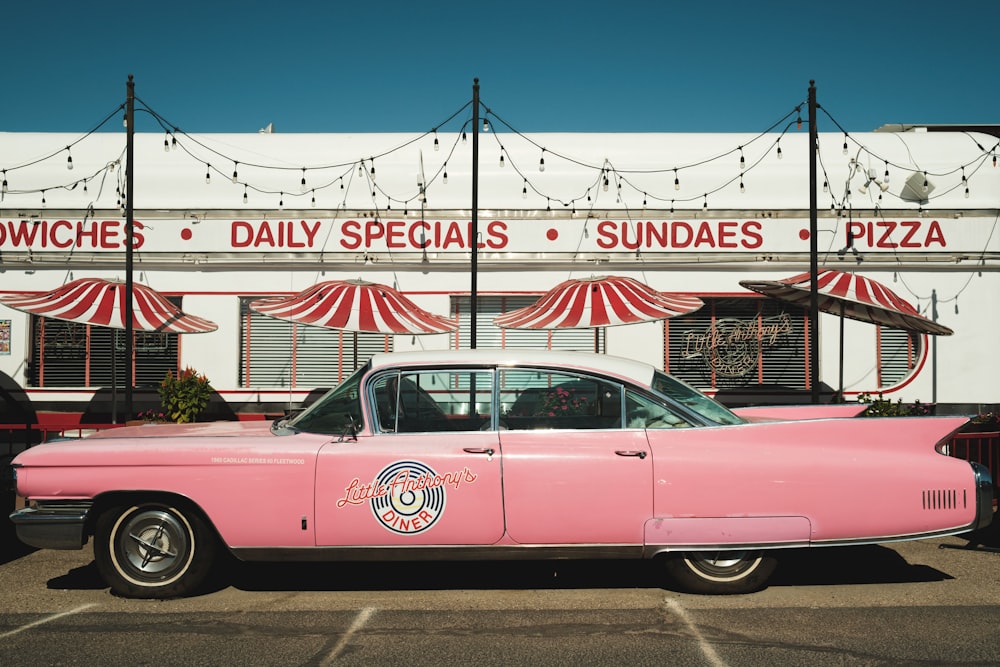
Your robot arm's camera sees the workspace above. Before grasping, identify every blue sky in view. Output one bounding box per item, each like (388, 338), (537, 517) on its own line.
(3, 1), (997, 135)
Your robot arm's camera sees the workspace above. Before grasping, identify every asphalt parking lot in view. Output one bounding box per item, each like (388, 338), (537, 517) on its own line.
(1, 514), (998, 666)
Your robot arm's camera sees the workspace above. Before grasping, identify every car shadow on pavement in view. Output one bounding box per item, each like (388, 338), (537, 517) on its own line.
(34, 542), (961, 597)
(216, 543), (950, 596)
(47, 561), (107, 591)
(768, 545), (951, 587)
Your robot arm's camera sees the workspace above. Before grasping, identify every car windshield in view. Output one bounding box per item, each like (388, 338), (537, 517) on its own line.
(651, 371), (745, 426)
(285, 363), (367, 435)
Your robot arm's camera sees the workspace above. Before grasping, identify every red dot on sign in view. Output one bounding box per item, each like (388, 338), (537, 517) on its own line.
(798, 229), (810, 241)
(181, 228), (193, 241)
(546, 229), (559, 241)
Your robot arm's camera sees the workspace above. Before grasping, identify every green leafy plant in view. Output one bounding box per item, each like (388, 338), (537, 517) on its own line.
(857, 392), (931, 417)
(158, 367), (213, 423)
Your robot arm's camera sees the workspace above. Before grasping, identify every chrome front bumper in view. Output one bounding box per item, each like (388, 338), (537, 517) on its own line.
(10, 500), (93, 550)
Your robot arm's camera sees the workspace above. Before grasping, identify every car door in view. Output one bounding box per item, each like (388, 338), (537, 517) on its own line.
(314, 368), (504, 546)
(496, 368), (652, 545)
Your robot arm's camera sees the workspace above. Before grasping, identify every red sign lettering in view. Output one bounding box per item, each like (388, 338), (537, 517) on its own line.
(596, 220), (763, 250)
(846, 220), (946, 249)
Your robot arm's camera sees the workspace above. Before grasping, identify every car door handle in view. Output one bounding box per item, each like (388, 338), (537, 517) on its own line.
(615, 450), (647, 459)
(463, 447), (495, 456)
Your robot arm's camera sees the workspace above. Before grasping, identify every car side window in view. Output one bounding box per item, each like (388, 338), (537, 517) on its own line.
(625, 390), (691, 429)
(371, 370), (494, 433)
(499, 369), (622, 430)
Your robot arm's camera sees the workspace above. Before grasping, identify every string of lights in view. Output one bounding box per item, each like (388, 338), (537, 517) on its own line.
(4, 90), (997, 223)
(1, 85), (998, 319)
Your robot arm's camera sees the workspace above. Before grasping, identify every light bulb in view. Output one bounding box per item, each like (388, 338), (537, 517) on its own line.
(243, 187), (248, 204)
(776, 144), (783, 160)
(602, 175), (609, 192)
(674, 170), (680, 191)
(300, 170), (307, 192)
(232, 164), (239, 184)
(205, 167), (211, 185)
(702, 196), (708, 212)
(965, 187), (970, 198)
(462, 131), (467, 144)
(433, 133), (439, 151)
(922, 173), (929, 193)
(66, 151), (73, 170)
(164, 135), (170, 152)
(740, 179), (745, 193)
(842, 135), (849, 155)
(858, 182), (868, 195)
(522, 181), (527, 199)
(740, 153), (745, 170)
(499, 153), (505, 167)
(539, 156), (545, 172)
(311, 191), (316, 207)
(482, 117), (489, 132)
(443, 168), (448, 184)
(822, 180), (829, 193)
(370, 164), (376, 181)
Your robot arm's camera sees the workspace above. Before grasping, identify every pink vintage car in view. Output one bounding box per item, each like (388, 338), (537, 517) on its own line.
(10, 350), (994, 599)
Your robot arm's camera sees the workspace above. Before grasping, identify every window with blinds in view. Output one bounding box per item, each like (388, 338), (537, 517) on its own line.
(450, 295), (605, 353)
(877, 327), (920, 388)
(28, 315), (179, 388)
(664, 297), (808, 392)
(239, 297), (391, 390)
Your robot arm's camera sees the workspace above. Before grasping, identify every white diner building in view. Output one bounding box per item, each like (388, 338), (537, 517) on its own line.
(0, 124), (997, 420)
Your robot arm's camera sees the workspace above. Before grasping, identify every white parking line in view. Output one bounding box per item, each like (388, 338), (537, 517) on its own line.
(0, 603), (99, 639)
(322, 606), (377, 665)
(665, 599), (727, 667)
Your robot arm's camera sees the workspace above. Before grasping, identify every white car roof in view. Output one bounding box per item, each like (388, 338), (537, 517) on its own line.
(367, 349), (657, 387)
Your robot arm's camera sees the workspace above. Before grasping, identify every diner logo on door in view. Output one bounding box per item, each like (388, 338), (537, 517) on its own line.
(337, 460), (478, 534)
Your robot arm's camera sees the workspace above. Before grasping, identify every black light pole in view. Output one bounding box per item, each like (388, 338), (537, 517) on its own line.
(124, 74), (135, 420)
(808, 80), (820, 403)
(470, 78), (480, 349)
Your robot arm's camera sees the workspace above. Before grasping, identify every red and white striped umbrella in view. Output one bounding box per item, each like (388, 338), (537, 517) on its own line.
(493, 275), (704, 329)
(0, 277), (217, 333)
(249, 279), (458, 335)
(739, 269), (953, 336)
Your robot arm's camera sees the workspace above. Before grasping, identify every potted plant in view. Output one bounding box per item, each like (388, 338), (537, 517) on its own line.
(857, 392), (933, 417)
(158, 367), (213, 423)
